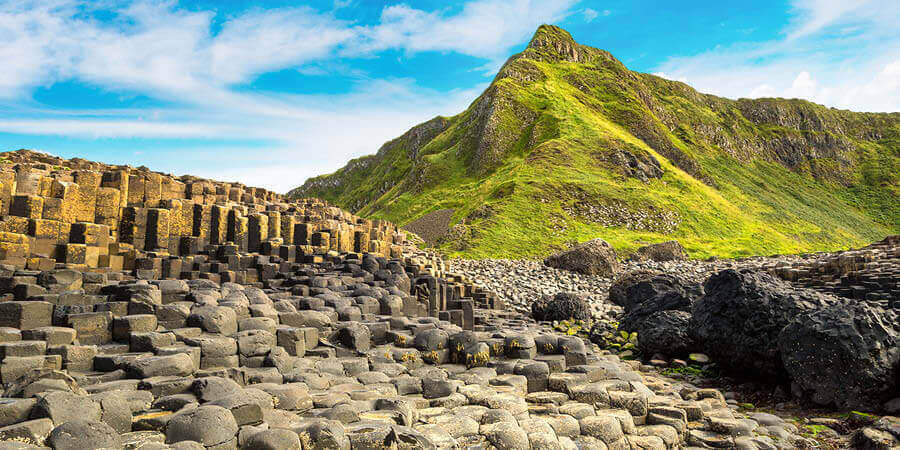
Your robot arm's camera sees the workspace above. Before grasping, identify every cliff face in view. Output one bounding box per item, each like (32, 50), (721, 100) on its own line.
(290, 25), (900, 259)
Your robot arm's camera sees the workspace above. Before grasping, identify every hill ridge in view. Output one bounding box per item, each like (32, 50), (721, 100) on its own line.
(290, 25), (899, 259)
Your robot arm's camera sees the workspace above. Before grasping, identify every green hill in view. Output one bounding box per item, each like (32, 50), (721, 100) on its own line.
(289, 25), (900, 259)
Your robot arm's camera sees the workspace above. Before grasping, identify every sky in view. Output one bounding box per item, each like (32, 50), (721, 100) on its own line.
(1, 0), (898, 193)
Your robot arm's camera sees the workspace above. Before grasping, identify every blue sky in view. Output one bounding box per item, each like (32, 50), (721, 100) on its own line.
(1, 0), (898, 192)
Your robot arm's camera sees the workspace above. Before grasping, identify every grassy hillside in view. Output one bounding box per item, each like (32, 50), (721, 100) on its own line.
(291, 25), (899, 260)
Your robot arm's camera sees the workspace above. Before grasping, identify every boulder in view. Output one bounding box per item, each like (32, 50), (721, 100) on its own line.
(293, 419), (350, 450)
(164, 405), (238, 447)
(243, 428), (301, 450)
(187, 306), (237, 336)
(46, 420), (122, 450)
(126, 353), (195, 378)
(691, 270), (839, 378)
(37, 269), (83, 293)
(609, 270), (701, 313)
(413, 329), (449, 352)
(779, 303), (899, 409)
(632, 240), (687, 262)
(329, 323), (371, 353)
(531, 292), (592, 322)
(543, 238), (620, 276)
(32, 391), (101, 425)
(629, 310), (695, 357)
(609, 271), (701, 357)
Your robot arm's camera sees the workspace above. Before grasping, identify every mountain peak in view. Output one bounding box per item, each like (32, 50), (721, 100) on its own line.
(525, 24), (581, 62)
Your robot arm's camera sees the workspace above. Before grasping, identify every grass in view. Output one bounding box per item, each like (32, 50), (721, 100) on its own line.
(290, 25), (899, 260)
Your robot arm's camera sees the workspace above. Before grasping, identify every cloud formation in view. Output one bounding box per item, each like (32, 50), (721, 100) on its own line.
(0, 0), (574, 191)
(653, 0), (900, 112)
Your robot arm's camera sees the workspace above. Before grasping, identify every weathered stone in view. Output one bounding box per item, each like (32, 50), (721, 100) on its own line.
(47, 419), (122, 450)
(544, 238), (621, 276)
(164, 405), (238, 447)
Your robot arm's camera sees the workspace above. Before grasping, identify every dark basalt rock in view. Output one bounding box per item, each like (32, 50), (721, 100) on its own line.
(628, 310), (696, 357)
(531, 292), (592, 322)
(608, 271), (701, 357)
(779, 303), (899, 410)
(691, 269), (839, 379)
(608, 270), (698, 311)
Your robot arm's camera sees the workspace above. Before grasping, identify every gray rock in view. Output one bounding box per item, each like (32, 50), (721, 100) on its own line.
(126, 353), (195, 378)
(294, 419), (350, 450)
(243, 428), (301, 450)
(192, 377), (243, 403)
(330, 323), (371, 353)
(413, 329), (449, 352)
(164, 405), (238, 447)
(480, 421), (530, 449)
(235, 330), (277, 357)
(187, 306), (238, 336)
(32, 391), (101, 425)
(544, 238), (621, 277)
(47, 420), (122, 450)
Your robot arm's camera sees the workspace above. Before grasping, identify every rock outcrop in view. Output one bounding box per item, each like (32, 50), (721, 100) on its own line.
(632, 240), (687, 262)
(544, 238), (621, 276)
(531, 291), (592, 322)
(779, 303), (899, 409)
(690, 269), (840, 379)
(0, 150), (837, 449)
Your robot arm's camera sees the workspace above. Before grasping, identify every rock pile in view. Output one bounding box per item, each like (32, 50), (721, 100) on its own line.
(447, 258), (617, 316)
(451, 235), (900, 316)
(0, 263), (829, 449)
(630, 241), (687, 262)
(613, 268), (900, 412)
(0, 150), (825, 450)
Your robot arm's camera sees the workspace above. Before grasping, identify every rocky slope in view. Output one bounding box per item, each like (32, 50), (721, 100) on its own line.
(290, 25), (900, 259)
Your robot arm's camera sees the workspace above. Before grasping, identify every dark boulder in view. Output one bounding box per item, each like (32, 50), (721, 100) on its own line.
(543, 239), (620, 276)
(691, 269), (839, 378)
(617, 273), (700, 319)
(608, 270), (701, 312)
(531, 292), (592, 322)
(609, 271), (701, 357)
(629, 310), (696, 357)
(779, 303), (899, 410)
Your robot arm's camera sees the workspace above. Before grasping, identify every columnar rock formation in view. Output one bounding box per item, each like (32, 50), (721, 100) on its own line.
(0, 149), (406, 271)
(767, 235), (900, 304)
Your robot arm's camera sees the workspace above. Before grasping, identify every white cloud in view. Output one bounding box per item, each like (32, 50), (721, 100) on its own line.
(652, 72), (688, 84)
(351, 0), (577, 58)
(0, 79), (486, 192)
(0, 0), (570, 192)
(583, 8), (598, 22)
(652, 0), (900, 112)
(785, 71), (817, 99)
